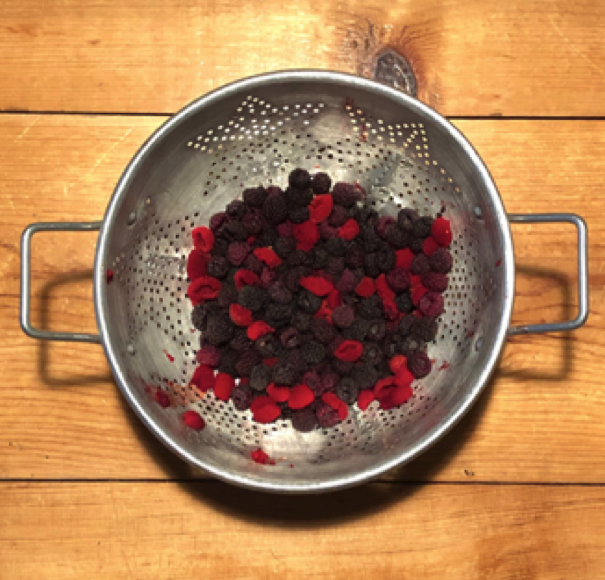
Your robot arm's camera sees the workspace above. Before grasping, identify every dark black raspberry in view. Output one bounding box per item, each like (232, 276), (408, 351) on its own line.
(407, 350), (432, 378)
(256, 227), (278, 248)
(361, 342), (384, 365)
(223, 219), (248, 242)
(310, 317), (337, 345)
(360, 226), (381, 252)
(336, 269), (357, 295)
(291, 409), (318, 432)
(268, 281), (292, 304)
(255, 334), (281, 358)
(395, 291), (414, 313)
(352, 364), (379, 391)
(336, 377), (359, 405)
(332, 182), (362, 208)
(273, 361), (298, 386)
(333, 358), (354, 376)
(286, 186), (313, 208)
(287, 250), (313, 268)
(242, 208), (264, 234)
(280, 327), (301, 349)
(363, 253), (381, 277)
(232, 384), (254, 411)
(210, 237), (229, 257)
(292, 310), (312, 332)
(235, 348), (261, 376)
(410, 237), (425, 254)
(206, 313), (236, 346)
(226, 241), (250, 266)
(297, 289), (322, 314)
(311, 172), (332, 194)
(264, 303), (294, 328)
(230, 330), (252, 352)
(243, 186), (268, 208)
(238, 285), (267, 312)
(398, 314), (416, 337)
(328, 205), (349, 227)
(243, 252), (263, 275)
(332, 305), (355, 329)
(250, 365), (272, 392)
(263, 192), (288, 225)
(386, 268), (410, 292)
(217, 282), (238, 308)
(207, 255), (230, 279)
(191, 303), (211, 331)
(310, 247), (329, 269)
(411, 253), (431, 275)
(342, 319), (370, 341)
(400, 335), (427, 356)
(358, 295), (383, 319)
(385, 223), (411, 249)
(345, 243), (365, 269)
(351, 206), (378, 227)
(316, 403), (341, 428)
(397, 208), (419, 231)
(325, 237), (348, 257)
(376, 245), (396, 272)
(288, 205), (310, 224)
(429, 248), (453, 273)
(226, 199), (246, 219)
(273, 237), (296, 259)
(209, 211), (228, 233)
(412, 316), (438, 342)
(412, 216), (433, 239)
(288, 168), (312, 189)
(326, 257), (346, 279)
(366, 319), (386, 342)
(286, 349), (306, 374)
(301, 340), (326, 365)
(218, 348), (239, 376)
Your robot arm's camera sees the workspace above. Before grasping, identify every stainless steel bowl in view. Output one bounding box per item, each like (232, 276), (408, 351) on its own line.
(20, 71), (588, 493)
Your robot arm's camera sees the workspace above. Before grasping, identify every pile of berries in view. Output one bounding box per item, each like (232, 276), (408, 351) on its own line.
(184, 168), (453, 432)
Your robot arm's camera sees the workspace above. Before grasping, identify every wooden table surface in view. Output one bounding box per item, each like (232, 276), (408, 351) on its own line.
(1, 1), (605, 578)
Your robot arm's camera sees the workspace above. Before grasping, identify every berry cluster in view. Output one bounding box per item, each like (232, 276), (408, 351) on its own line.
(184, 168), (453, 431)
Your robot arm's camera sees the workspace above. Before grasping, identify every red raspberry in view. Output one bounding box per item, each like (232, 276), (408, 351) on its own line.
(309, 194), (333, 223)
(247, 321), (275, 340)
(192, 226), (214, 252)
(187, 248), (209, 280)
(338, 219), (360, 241)
(431, 217), (453, 247)
(355, 277), (376, 298)
(229, 304), (254, 327)
(214, 373), (235, 401)
(357, 389), (375, 411)
(396, 248), (415, 270)
(190, 365), (216, 392)
(267, 383), (291, 403)
(423, 237), (440, 257)
(187, 276), (222, 305)
(254, 247), (282, 268)
(334, 340), (363, 362)
(182, 410), (205, 431)
(300, 276), (334, 296)
(289, 384), (315, 409)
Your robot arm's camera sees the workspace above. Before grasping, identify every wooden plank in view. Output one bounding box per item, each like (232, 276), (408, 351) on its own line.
(1, 115), (604, 482)
(1, 0), (605, 116)
(1, 481), (605, 579)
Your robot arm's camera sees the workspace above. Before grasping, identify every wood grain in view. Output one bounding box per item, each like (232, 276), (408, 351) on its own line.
(1, 481), (605, 579)
(1, 115), (604, 481)
(1, 0), (605, 116)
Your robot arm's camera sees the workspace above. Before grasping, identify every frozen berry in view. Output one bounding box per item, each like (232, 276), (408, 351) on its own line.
(268, 281), (292, 304)
(211, 237), (228, 257)
(310, 317), (336, 345)
(286, 349), (306, 374)
(328, 205), (348, 227)
(206, 313), (236, 346)
(411, 253), (431, 275)
(235, 348), (261, 376)
(289, 205), (310, 224)
(333, 358), (354, 375)
(243, 253), (263, 275)
(353, 364), (379, 390)
(292, 310), (312, 332)
(232, 385), (254, 411)
(243, 186), (268, 208)
(298, 289), (322, 314)
(376, 245), (396, 272)
(257, 227), (278, 247)
(421, 272), (449, 292)
(196, 345), (221, 367)
(210, 211), (228, 232)
(311, 247), (330, 269)
(412, 317), (438, 342)
(227, 242), (251, 266)
(326, 256), (346, 278)
(264, 303), (294, 328)
(301, 340), (326, 365)
(238, 285), (267, 312)
(400, 335), (427, 356)
(407, 351), (432, 378)
(273, 361), (298, 386)
(280, 327), (301, 349)
(363, 253), (380, 277)
(223, 219), (248, 242)
(358, 295), (383, 319)
(398, 314), (416, 337)
(250, 365), (272, 391)
(345, 243), (365, 269)
(395, 291), (414, 314)
(263, 192), (288, 225)
(419, 291), (444, 317)
(376, 216), (396, 239)
(255, 334), (280, 358)
(397, 208), (419, 231)
(342, 319), (370, 341)
(218, 349), (239, 376)
(226, 199), (246, 219)
(289, 168), (312, 189)
(410, 237), (425, 254)
(385, 223), (411, 249)
(412, 216), (433, 238)
(366, 319), (386, 342)
(191, 303), (211, 331)
(360, 225), (381, 252)
(332, 305), (354, 329)
(217, 282), (238, 308)
(362, 343), (384, 365)
(332, 182), (361, 207)
(431, 217), (453, 246)
(316, 403), (341, 428)
(386, 267), (410, 292)
(273, 237), (296, 259)
(291, 409), (317, 432)
(230, 330), (253, 352)
(207, 256), (230, 279)
(311, 172), (332, 194)
(302, 370), (323, 395)
(182, 410), (205, 431)
(325, 237), (348, 257)
(429, 247), (453, 273)
(335, 377), (358, 405)
(242, 208), (265, 234)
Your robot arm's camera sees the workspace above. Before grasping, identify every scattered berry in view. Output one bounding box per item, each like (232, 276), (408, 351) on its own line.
(182, 410), (205, 430)
(407, 351), (432, 378)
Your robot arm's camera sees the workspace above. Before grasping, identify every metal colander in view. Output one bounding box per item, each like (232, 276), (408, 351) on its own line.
(20, 71), (588, 493)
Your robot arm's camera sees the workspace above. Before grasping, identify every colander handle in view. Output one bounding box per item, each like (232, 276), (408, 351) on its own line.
(507, 213), (589, 336)
(20, 221), (102, 344)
